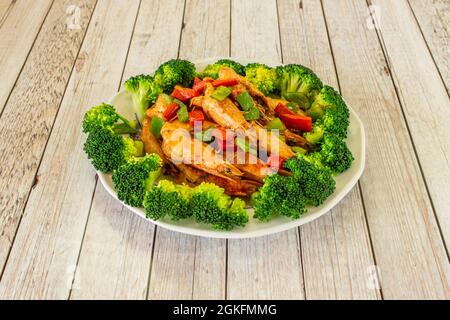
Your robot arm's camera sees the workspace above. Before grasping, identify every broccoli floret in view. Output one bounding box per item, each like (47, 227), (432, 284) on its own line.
(277, 64), (323, 107)
(317, 134), (353, 174)
(245, 63), (279, 95)
(153, 59), (196, 93)
(309, 85), (349, 138)
(190, 183), (248, 230)
(303, 122), (324, 146)
(143, 180), (192, 221)
(124, 74), (162, 123)
(284, 154), (336, 206)
(84, 127), (143, 172)
(253, 174), (307, 221)
(202, 59), (245, 79)
(112, 154), (163, 207)
(82, 103), (136, 134)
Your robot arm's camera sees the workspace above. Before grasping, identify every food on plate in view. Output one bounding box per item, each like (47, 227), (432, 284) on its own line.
(82, 58), (353, 230)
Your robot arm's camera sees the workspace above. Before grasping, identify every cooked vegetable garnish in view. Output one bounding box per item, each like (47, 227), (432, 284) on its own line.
(191, 183), (248, 230)
(245, 63), (279, 95)
(308, 85), (350, 139)
(124, 74), (162, 122)
(283, 154), (336, 206)
(174, 99), (189, 122)
(144, 180), (192, 221)
(153, 59), (196, 93)
(84, 127), (143, 173)
(211, 86), (232, 101)
(112, 153), (163, 207)
(266, 118), (286, 131)
(202, 59), (245, 79)
(84, 58), (355, 230)
(82, 103), (136, 134)
(150, 117), (165, 139)
(277, 64), (323, 107)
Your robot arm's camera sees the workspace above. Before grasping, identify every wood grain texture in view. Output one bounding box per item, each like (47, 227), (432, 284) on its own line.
(0, 0), (53, 113)
(322, 0), (450, 299)
(278, 0), (379, 300)
(71, 0), (185, 300)
(370, 0), (450, 249)
(408, 0), (450, 91)
(0, 0), (14, 26)
(148, 0), (229, 300)
(227, 0), (305, 300)
(0, 0), (96, 278)
(0, 0), (140, 299)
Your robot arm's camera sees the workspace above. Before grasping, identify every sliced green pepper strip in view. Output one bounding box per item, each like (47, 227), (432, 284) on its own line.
(292, 146), (307, 154)
(211, 86), (232, 101)
(266, 117), (286, 131)
(243, 107), (260, 121)
(173, 98), (189, 122)
(162, 93), (172, 105)
(150, 116), (165, 139)
(236, 91), (254, 111)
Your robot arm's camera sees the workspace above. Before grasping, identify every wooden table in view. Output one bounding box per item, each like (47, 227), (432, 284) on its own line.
(0, 0), (448, 300)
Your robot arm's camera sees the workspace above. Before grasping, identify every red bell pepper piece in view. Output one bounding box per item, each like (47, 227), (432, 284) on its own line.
(163, 102), (179, 120)
(171, 85), (199, 102)
(193, 77), (202, 86)
(267, 154), (285, 170)
(274, 102), (296, 116)
(189, 109), (205, 127)
(192, 78), (214, 94)
(212, 78), (239, 87)
(278, 113), (312, 132)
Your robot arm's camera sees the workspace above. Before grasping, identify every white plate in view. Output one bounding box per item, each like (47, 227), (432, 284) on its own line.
(97, 57), (365, 239)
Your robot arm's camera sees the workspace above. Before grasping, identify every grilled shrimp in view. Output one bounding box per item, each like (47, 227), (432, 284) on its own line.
(146, 94), (168, 119)
(176, 163), (260, 196)
(252, 124), (295, 159)
(160, 120), (243, 178)
(191, 83), (249, 130)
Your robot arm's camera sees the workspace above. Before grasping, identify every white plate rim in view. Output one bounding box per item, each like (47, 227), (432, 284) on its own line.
(97, 57), (366, 239)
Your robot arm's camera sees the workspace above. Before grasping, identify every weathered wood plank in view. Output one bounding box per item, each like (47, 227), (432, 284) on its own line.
(0, 0), (140, 299)
(71, 0), (186, 300)
(278, 0), (380, 300)
(322, 0), (450, 299)
(0, 0), (14, 25)
(0, 0), (53, 114)
(70, 186), (154, 299)
(408, 0), (450, 91)
(148, 0), (229, 300)
(0, 0), (96, 278)
(370, 0), (450, 249)
(227, 0), (305, 300)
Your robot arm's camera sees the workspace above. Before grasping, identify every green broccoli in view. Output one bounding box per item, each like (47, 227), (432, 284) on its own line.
(303, 122), (325, 146)
(112, 154), (163, 207)
(277, 64), (323, 108)
(317, 134), (353, 174)
(253, 174), (307, 221)
(244, 63), (279, 95)
(190, 183), (248, 230)
(143, 180), (192, 221)
(284, 153), (336, 206)
(124, 74), (162, 123)
(153, 59), (196, 92)
(82, 103), (136, 134)
(308, 85), (349, 138)
(83, 127), (143, 173)
(201, 59), (245, 79)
